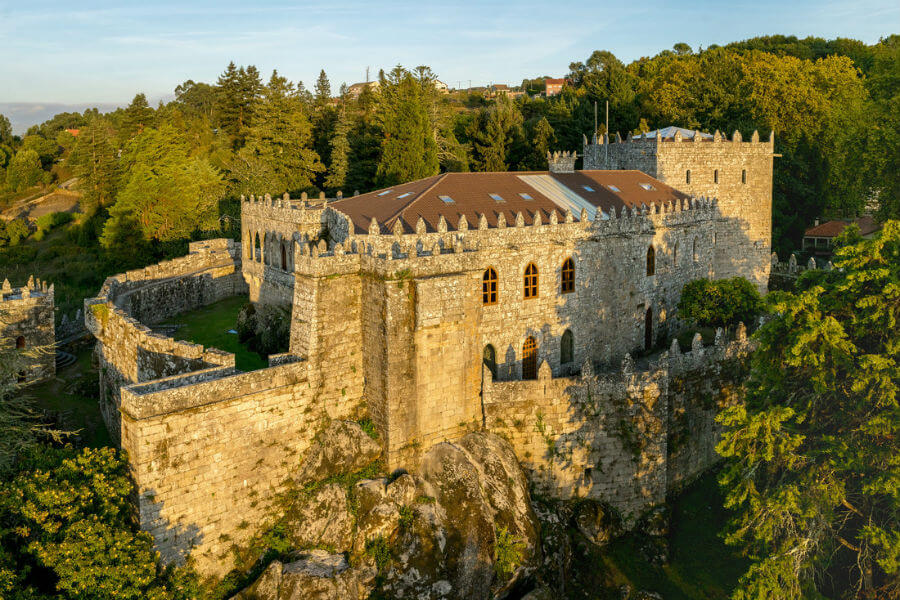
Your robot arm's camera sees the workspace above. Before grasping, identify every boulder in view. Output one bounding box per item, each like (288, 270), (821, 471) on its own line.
(353, 500), (401, 554)
(385, 472), (418, 506)
(289, 483), (353, 552)
(297, 421), (381, 484)
(280, 551), (375, 600)
(573, 500), (623, 548)
(233, 552), (376, 600)
(231, 560), (282, 600)
(382, 432), (540, 600)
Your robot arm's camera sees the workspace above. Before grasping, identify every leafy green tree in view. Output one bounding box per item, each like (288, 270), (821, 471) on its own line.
(0, 445), (199, 599)
(174, 79), (217, 120)
(375, 66), (439, 186)
(465, 95), (526, 172)
(3, 219), (31, 245)
(67, 118), (119, 214)
(0, 114), (13, 146)
(215, 62), (262, 141)
(717, 221), (900, 599)
(5, 149), (44, 191)
(678, 277), (764, 329)
(227, 74), (323, 196)
(104, 124), (223, 243)
(525, 116), (555, 170)
(120, 93), (154, 140)
(325, 108), (350, 193)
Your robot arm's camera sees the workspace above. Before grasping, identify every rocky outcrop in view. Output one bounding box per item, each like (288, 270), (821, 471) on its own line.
(288, 483), (354, 552)
(231, 552), (376, 600)
(382, 431), (541, 600)
(236, 430), (540, 600)
(296, 420), (381, 484)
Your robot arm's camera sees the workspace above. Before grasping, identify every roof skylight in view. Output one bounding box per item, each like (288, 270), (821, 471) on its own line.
(582, 185), (595, 192)
(639, 183), (656, 191)
(607, 185), (621, 192)
(397, 193), (411, 199)
(377, 189), (393, 196)
(519, 193), (533, 200)
(439, 195), (455, 204)
(489, 193), (505, 203)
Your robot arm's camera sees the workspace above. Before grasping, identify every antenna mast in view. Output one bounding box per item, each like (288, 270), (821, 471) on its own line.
(605, 100), (609, 168)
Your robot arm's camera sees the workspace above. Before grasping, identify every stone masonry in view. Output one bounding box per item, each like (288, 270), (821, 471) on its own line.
(87, 125), (774, 577)
(1, 275), (55, 384)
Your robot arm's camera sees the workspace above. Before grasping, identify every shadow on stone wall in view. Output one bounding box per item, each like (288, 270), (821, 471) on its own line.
(138, 487), (203, 566)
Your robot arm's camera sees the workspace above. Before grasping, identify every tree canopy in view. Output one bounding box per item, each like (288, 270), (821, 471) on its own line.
(717, 221), (900, 599)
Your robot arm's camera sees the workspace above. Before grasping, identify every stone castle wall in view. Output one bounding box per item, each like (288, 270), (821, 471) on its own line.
(584, 130), (774, 291)
(1, 276), (55, 384)
(86, 239), (246, 442)
(484, 331), (750, 520)
(282, 196), (720, 468)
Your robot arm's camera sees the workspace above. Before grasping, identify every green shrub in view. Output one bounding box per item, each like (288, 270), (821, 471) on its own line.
(35, 211), (73, 235)
(493, 525), (526, 578)
(3, 218), (31, 246)
(677, 277), (763, 329)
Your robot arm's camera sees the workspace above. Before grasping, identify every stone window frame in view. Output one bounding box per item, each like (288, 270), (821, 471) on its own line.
(524, 262), (539, 299)
(714, 169), (719, 184)
(254, 232), (262, 262)
(560, 258), (575, 294)
(560, 329), (574, 365)
(741, 169), (747, 184)
(522, 336), (538, 380)
(685, 169), (691, 184)
(15, 335), (25, 350)
(646, 246), (656, 277)
(673, 242), (678, 269)
(482, 267), (498, 305)
(693, 237), (699, 262)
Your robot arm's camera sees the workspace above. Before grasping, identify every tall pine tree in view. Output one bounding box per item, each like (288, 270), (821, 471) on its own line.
(376, 66), (438, 186)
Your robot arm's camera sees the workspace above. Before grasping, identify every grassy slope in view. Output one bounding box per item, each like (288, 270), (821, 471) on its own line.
(167, 296), (267, 372)
(570, 471), (748, 599)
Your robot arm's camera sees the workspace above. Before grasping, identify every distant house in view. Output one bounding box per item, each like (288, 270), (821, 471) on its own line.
(65, 128), (80, 137)
(488, 83), (511, 98)
(347, 80), (380, 100)
(545, 78), (566, 96)
(802, 217), (882, 255)
(434, 80), (449, 93)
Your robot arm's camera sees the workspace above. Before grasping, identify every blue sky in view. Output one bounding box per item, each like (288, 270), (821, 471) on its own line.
(0, 0), (897, 111)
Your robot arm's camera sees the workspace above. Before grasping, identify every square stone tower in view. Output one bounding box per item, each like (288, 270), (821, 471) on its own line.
(584, 127), (774, 291)
(1, 276), (56, 384)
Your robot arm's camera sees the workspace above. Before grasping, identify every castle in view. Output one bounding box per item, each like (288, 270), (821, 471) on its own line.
(84, 126), (774, 576)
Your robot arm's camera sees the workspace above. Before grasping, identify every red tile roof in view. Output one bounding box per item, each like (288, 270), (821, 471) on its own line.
(330, 170), (690, 234)
(804, 217), (881, 238)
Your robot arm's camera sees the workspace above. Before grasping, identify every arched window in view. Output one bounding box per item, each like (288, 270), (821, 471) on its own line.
(483, 344), (497, 379)
(254, 233), (262, 262)
(693, 237), (699, 262)
(522, 336), (537, 380)
(561, 329), (573, 364)
(482, 268), (498, 305)
(561, 258), (575, 294)
(524, 263), (539, 299)
(646, 246), (656, 276)
(673, 242), (678, 268)
(685, 169), (691, 184)
(714, 169), (719, 184)
(741, 169), (747, 184)
(15, 336), (25, 350)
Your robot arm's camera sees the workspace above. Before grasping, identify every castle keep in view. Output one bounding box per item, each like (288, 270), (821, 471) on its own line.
(86, 127), (774, 576)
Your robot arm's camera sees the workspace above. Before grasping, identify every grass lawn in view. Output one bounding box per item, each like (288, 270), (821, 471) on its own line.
(27, 342), (112, 448)
(581, 471), (748, 599)
(166, 296), (268, 372)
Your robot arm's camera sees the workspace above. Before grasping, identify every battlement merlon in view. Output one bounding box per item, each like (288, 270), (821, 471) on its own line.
(288, 197), (718, 280)
(1, 275), (54, 303)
